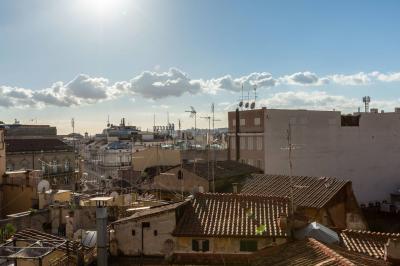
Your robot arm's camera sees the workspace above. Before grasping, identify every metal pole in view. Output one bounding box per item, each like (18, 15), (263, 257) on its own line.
(96, 203), (108, 266)
(287, 122), (294, 216)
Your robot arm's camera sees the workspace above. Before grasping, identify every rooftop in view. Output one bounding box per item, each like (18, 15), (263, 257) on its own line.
(340, 229), (400, 260)
(173, 193), (289, 238)
(5, 138), (72, 153)
(241, 174), (350, 209)
(112, 201), (187, 225)
(253, 238), (391, 266)
(182, 160), (262, 181)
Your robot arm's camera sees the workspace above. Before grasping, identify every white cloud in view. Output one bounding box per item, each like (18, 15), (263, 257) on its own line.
(280, 71), (328, 86)
(328, 72), (371, 86)
(1, 69), (400, 108)
(258, 91), (399, 112)
(130, 68), (202, 100)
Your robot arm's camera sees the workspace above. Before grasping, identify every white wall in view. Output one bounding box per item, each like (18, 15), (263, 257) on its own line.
(264, 109), (400, 204)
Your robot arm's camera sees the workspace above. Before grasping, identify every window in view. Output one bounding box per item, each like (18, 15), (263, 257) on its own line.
(64, 160), (70, 172)
(177, 170), (183, 180)
(256, 160), (262, 169)
(192, 239), (209, 252)
(256, 137), (263, 150)
(52, 160), (58, 173)
(254, 117), (261, 126)
(154, 230), (158, 236)
(341, 115), (360, 127)
(240, 137), (246, 150)
(232, 119), (236, 126)
(240, 119), (246, 126)
(132, 230), (135, 236)
(247, 137), (253, 150)
(240, 240), (258, 252)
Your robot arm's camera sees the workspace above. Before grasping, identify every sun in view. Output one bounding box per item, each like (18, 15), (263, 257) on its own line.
(78, 0), (126, 20)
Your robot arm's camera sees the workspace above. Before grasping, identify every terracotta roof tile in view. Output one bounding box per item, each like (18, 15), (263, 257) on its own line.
(253, 238), (391, 266)
(173, 193), (289, 237)
(241, 174), (349, 209)
(340, 229), (400, 260)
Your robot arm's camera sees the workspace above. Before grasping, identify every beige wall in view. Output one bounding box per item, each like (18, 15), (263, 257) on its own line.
(153, 167), (209, 193)
(111, 210), (177, 256)
(132, 147), (181, 172)
(175, 236), (286, 253)
(262, 109), (400, 204)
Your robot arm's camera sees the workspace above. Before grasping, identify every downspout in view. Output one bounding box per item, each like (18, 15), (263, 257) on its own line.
(235, 108), (240, 161)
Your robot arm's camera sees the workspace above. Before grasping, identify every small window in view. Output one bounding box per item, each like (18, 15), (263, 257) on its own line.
(132, 230), (135, 236)
(232, 119), (236, 126)
(240, 119), (246, 126)
(177, 170), (183, 180)
(154, 230), (158, 236)
(254, 117), (261, 126)
(240, 240), (258, 252)
(192, 239), (209, 252)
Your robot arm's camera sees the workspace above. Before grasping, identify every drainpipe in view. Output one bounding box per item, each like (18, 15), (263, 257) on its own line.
(235, 108), (240, 161)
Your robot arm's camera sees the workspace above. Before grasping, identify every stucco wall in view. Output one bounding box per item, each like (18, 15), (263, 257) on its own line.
(153, 167), (209, 193)
(263, 109), (400, 204)
(175, 236), (286, 253)
(112, 210), (177, 256)
(132, 148), (181, 172)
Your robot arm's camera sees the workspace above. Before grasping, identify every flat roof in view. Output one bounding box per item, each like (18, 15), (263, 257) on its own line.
(89, 197), (113, 201)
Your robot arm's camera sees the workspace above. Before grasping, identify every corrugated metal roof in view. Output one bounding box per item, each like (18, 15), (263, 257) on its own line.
(241, 174), (349, 209)
(173, 193), (289, 237)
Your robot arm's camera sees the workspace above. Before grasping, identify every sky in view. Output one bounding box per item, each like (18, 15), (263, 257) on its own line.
(1, 0), (400, 134)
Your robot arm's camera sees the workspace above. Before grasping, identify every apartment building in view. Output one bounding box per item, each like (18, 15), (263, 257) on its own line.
(228, 107), (400, 203)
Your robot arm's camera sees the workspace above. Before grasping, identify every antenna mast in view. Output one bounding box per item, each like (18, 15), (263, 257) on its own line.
(362, 96), (371, 113)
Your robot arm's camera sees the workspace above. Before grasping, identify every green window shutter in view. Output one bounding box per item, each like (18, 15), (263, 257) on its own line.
(192, 239), (199, 251)
(202, 240), (209, 252)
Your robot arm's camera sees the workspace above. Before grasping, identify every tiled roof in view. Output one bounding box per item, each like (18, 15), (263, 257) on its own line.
(5, 138), (72, 153)
(173, 193), (289, 237)
(253, 238), (391, 266)
(182, 160), (262, 181)
(112, 201), (188, 225)
(340, 229), (400, 259)
(241, 174), (349, 209)
(12, 228), (89, 252)
(172, 252), (253, 265)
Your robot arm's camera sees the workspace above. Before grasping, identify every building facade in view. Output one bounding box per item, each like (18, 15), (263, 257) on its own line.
(5, 138), (76, 188)
(228, 108), (400, 204)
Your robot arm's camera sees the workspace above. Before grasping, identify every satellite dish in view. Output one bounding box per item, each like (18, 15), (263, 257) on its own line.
(37, 180), (50, 193)
(124, 194), (132, 205)
(250, 102), (255, 109)
(110, 191), (119, 198)
(245, 102), (249, 108)
(239, 101), (243, 107)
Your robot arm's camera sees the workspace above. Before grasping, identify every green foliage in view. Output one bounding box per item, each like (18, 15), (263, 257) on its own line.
(4, 223), (16, 236)
(256, 224), (267, 235)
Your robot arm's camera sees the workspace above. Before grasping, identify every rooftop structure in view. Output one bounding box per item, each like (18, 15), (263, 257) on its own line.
(173, 193), (289, 238)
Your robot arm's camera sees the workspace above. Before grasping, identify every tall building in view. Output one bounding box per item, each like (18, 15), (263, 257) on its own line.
(227, 107), (400, 204)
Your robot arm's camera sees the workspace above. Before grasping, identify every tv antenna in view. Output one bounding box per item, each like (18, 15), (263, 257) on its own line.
(238, 84), (244, 109)
(362, 96), (371, 113)
(251, 85), (257, 109)
(280, 121), (305, 216)
(185, 106), (197, 147)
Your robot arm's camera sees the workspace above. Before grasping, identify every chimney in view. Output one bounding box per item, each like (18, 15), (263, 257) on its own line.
(232, 183), (238, 194)
(385, 238), (400, 264)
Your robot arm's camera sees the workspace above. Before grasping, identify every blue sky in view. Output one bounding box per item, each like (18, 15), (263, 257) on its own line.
(1, 0), (400, 134)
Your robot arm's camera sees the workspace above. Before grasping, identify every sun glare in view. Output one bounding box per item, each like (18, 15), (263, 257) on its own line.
(78, 0), (126, 20)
